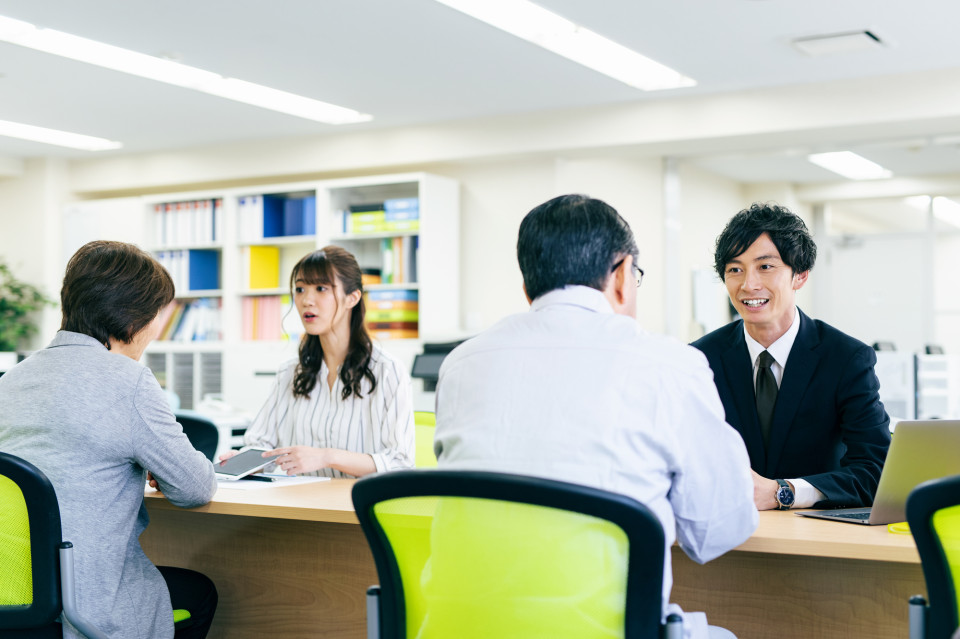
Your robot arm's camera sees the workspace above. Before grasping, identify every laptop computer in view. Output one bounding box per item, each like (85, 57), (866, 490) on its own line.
(797, 419), (960, 525)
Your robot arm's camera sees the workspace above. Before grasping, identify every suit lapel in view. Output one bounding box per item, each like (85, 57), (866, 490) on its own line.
(765, 309), (822, 473)
(719, 325), (768, 474)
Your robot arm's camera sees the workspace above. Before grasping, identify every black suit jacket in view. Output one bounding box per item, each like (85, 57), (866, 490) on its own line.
(691, 309), (890, 507)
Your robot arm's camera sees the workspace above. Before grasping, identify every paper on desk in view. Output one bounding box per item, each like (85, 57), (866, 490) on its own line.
(216, 474), (332, 490)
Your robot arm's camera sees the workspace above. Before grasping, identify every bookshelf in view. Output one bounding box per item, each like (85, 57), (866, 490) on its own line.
(135, 172), (460, 413)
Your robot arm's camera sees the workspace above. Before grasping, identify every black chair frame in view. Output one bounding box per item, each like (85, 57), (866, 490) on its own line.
(0, 452), (109, 638)
(0, 452), (62, 630)
(174, 410), (220, 462)
(352, 469), (671, 639)
(907, 474), (960, 639)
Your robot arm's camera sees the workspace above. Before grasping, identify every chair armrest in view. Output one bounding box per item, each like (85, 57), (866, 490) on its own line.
(59, 542), (109, 639)
(366, 585), (381, 639)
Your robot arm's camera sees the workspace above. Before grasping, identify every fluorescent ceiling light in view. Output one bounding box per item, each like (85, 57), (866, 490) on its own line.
(0, 118), (122, 151)
(433, 0), (695, 91)
(807, 151), (893, 180)
(0, 15), (371, 125)
(933, 196), (960, 229)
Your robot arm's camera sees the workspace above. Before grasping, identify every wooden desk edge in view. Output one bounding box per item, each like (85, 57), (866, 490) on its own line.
(144, 485), (921, 564)
(734, 510), (921, 564)
(144, 479), (360, 525)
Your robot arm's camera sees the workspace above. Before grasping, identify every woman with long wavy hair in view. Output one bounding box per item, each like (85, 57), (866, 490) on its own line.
(239, 246), (415, 477)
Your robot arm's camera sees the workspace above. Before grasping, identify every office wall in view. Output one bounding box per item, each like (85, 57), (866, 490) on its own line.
(935, 234), (960, 356)
(0, 159), (69, 344)
(678, 163), (743, 341)
(6, 134), (933, 356)
(2, 149), (749, 349)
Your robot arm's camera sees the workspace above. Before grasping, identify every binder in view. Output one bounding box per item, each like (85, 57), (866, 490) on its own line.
(366, 289), (419, 302)
(187, 250), (220, 291)
(384, 197), (420, 221)
(283, 197), (305, 236)
(262, 195), (285, 238)
(245, 246), (281, 290)
(365, 299), (418, 311)
(366, 308), (419, 323)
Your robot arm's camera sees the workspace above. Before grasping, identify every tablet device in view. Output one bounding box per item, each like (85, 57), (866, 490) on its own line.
(214, 448), (282, 481)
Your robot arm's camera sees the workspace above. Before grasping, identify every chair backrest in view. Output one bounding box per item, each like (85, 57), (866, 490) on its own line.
(175, 411), (220, 462)
(352, 470), (665, 639)
(413, 411), (437, 468)
(0, 452), (63, 629)
(907, 473), (960, 638)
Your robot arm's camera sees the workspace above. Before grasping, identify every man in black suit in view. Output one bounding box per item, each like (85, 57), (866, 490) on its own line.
(691, 203), (890, 511)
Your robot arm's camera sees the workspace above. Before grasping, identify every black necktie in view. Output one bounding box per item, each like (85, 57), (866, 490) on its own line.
(756, 350), (778, 448)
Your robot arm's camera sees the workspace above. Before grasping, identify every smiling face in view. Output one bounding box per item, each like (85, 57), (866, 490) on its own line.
(723, 232), (808, 347)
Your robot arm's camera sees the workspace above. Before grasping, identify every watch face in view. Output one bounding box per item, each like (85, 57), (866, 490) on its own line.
(777, 485), (795, 507)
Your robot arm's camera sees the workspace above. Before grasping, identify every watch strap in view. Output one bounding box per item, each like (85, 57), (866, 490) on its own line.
(775, 478), (793, 510)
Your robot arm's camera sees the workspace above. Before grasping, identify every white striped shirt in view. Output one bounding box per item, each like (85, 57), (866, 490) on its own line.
(244, 343), (415, 478)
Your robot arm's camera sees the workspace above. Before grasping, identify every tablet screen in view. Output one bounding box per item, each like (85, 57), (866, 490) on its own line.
(215, 448), (281, 478)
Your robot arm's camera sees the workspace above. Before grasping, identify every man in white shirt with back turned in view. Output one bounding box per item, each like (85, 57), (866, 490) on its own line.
(434, 194), (758, 639)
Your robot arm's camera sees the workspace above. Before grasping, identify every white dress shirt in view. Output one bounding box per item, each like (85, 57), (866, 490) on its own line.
(244, 343), (415, 477)
(743, 307), (827, 507)
(434, 286), (758, 638)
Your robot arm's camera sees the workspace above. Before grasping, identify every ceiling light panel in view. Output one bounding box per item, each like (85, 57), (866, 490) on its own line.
(0, 118), (122, 151)
(0, 14), (371, 125)
(433, 0), (695, 91)
(808, 151), (893, 180)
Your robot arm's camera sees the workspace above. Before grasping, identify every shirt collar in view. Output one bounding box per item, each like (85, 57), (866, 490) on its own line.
(529, 285), (614, 315)
(48, 330), (107, 350)
(743, 306), (801, 369)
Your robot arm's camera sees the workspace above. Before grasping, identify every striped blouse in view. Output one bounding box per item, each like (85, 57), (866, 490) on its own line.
(244, 344), (415, 478)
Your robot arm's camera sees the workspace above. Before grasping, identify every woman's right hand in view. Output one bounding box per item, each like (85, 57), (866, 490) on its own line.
(217, 450), (239, 462)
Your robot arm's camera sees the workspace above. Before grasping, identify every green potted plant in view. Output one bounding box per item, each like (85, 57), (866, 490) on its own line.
(0, 260), (53, 370)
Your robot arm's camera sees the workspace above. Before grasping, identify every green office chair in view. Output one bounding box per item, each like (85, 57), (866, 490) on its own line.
(413, 411), (437, 468)
(0, 451), (192, 638)
(352, 469), (682, 639)
(907, 474), (960, 639)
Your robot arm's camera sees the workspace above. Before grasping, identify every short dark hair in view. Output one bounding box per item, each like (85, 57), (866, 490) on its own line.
(60, 240), (175, 347)
(714, 202), (817, 280)
(517, 194), (639, 301)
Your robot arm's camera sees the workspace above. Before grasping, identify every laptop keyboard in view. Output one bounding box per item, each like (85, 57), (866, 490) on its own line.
(830, 511), (871, 520)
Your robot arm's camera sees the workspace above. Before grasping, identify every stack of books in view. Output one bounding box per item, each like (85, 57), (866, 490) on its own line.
(365, 289), (418, 340)
(157, 298), (222, 342)
(153, 199), (222, 247)
(343, 197), (420, 234)
(241, 295), (301, 341)
(379, 236), (418, 284)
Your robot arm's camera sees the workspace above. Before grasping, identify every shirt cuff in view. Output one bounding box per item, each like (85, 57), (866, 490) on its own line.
(789, 478), (826, 508)
(369, 452), (387, 474)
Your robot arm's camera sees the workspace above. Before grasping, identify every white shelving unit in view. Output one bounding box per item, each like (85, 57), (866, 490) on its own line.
(130, 172), (461, 414)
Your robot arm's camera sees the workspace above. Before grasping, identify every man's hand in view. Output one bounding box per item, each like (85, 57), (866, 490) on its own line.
(752, 470), (780, 510)
(146, 471), (159, 490)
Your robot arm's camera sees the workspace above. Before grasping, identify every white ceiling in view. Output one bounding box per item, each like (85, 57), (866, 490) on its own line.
(3, 0), (960, 184)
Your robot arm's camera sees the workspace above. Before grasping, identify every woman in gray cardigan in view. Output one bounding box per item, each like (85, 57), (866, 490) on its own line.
(0, 241), (218, 638)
